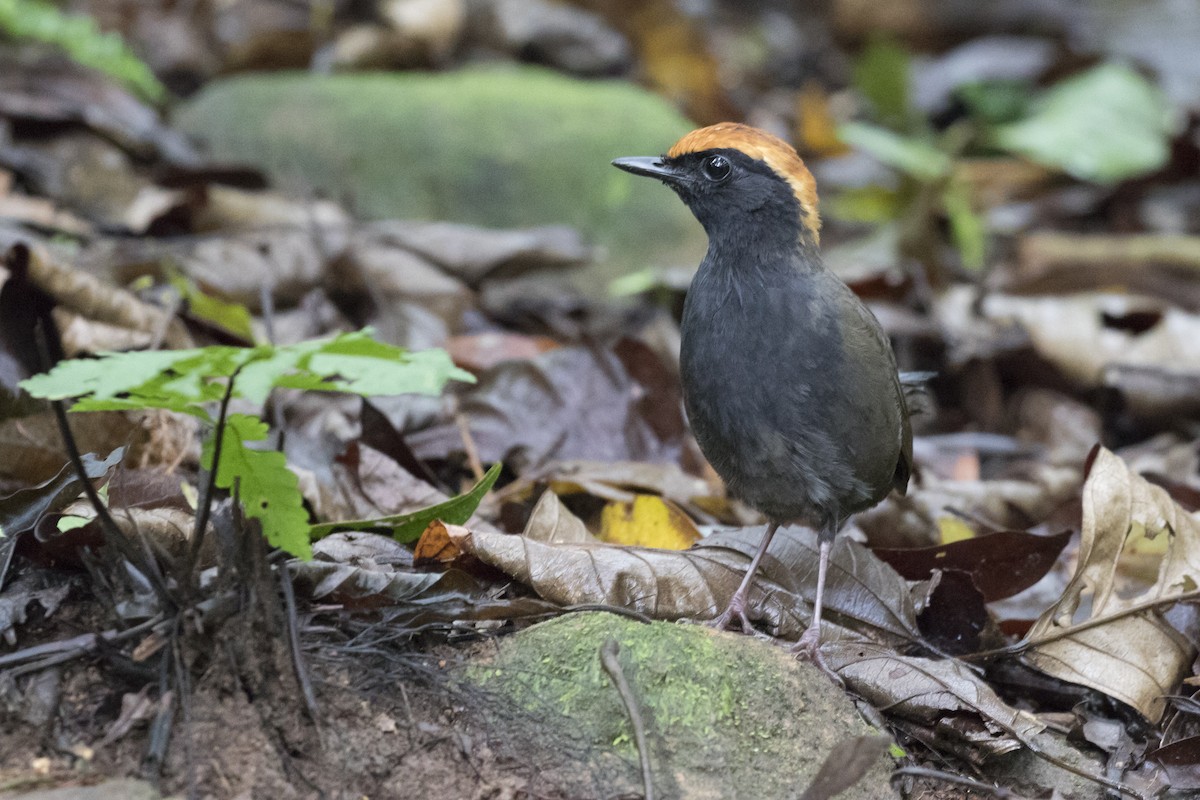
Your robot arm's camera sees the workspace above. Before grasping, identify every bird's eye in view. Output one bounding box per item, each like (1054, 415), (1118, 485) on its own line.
(702, 155), (731, 182)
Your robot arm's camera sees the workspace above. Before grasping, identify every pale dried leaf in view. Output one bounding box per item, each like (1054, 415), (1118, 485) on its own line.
(363, 220), (591, 285)
(23, 243), (191, 349)
(983, 292), (1200, 387)
(523, 491), (595, 544)
(61, 503), (198, 561)
(54, 308), (155, 356)
(1025, 447), (1199, 721)
(825, 641), (1043, 756)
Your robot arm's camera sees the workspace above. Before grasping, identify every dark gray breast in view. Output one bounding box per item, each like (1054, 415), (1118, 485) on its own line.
(679, 255), (908, 533)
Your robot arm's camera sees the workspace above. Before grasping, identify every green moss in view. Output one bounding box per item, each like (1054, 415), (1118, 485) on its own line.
(173, 67), (707, 282)
(461, 612), (894, 798)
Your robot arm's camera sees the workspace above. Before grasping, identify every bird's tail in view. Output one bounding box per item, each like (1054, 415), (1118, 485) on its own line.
(899, 371), (936, 418)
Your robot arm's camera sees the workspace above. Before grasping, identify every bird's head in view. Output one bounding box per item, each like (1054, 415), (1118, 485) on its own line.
(613, 122), (821, 246)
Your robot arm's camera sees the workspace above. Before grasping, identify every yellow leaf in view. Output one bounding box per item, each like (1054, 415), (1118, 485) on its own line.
(598, 494), (700, 550)
(937, 516), (975, 544)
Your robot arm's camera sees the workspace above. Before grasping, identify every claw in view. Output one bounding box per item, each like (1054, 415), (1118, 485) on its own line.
(792, 624), (842, 685)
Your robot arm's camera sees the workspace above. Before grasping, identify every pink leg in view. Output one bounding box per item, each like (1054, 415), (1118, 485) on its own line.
(793, 538), (840, 682)
(708, 522), (779, 633)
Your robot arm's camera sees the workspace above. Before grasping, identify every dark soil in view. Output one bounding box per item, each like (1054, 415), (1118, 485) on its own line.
(0, 597), (525, 800)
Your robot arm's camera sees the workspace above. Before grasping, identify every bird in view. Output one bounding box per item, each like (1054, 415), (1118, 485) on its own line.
(612, 123), (913, 660)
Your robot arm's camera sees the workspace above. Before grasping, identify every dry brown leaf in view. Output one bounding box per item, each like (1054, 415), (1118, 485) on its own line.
(825, 641), (1043, 756)
(409, 347), (684, 471)
(17, 242), (192, 350)
(444, 525), (920, 645)
(0, 410), (147, 483)
(982, 292), (1200, 388)
(1024, 447), (1199, 721)
(413, 520), (462, 563)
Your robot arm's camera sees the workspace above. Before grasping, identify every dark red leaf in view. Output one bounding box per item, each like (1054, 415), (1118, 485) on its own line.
(917, 569), (989, 655)
(1148, 736), (1200, 790)
(873, 529), (1071, 602)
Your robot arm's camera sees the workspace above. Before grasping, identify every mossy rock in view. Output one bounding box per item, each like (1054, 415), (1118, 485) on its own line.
(461, 612), (896, 799)
(173, 67), (707, 283)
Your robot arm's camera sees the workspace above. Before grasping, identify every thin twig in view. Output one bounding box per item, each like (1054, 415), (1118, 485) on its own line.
(44, 381), (172, 604)
(279, 563), (320, 723)
(891, 765), (1028, 799)
(564, 604), (655, 625)
(599, 638), (654, 800)
(172, 626), (197, 800)
(455, 409), (485, 481)
(967, 587), (1200, 660)
(187, 363), (245, 580)
(142, 634), (176, 786)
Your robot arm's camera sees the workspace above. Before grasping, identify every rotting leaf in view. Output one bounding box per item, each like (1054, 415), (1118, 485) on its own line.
(0, 573), (71, 645)
(1023, 447), (1199, 722)
(916, 570), (990, 655)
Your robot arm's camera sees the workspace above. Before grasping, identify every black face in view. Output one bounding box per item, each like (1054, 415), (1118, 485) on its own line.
(612, 149), (805, 243)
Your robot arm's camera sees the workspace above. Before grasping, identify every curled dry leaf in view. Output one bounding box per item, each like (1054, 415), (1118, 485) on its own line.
(522, 490), (594, 544)
(824, 640), (1043, 757)
(361, 220), (592, 286)
(1008, 232), (1200, 313)
(1024, 446), (1199, 721)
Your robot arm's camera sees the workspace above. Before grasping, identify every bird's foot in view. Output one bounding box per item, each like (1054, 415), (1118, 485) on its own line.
(707, 596), (770, 638)
(791, 625), (843, 686)
(707, 597), (753, 633)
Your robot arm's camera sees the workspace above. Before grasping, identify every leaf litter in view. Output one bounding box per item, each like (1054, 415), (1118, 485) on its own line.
(5, 3), (1200, 797)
